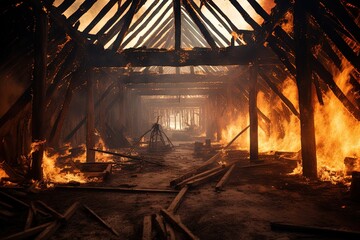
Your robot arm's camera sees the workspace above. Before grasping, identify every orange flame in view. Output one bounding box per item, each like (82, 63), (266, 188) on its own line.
(0, 167), (8, 179)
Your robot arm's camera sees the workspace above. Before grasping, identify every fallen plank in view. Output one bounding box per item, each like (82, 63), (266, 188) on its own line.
(170, 125), (249, 187)
(36, 201), (65, 219)
(270, 222), (360, 239)
(165, 222), (176, 240)
(55, 186), (179, 194)
(0, 191), (48, 216)
(167, 185), (189, 213)
(160, 209), (199, 240)
(1, 222), (52, 240)
(24, 205), (34, 230)
(186, 167), (228, 188)
(0, 200), (13, 209)
(153, 214), (167, 240)
(175, 166), (225, 189)
(83, 204), (119, 237)
(35, 202), (79, 240)
(215, 164), (237, 192)
(90, 148), (165, 166)
(142, 215), (152, 240)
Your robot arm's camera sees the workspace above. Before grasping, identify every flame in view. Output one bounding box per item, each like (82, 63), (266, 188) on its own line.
(0, 167), (9, 179)
(42, 150), (87, 184)
(221, 60), (359, 184)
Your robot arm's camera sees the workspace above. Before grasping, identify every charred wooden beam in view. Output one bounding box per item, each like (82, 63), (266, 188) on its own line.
(121, 73), (226, 84)
(246, 0), (269, 20)
(294, 0), (317, 179)
(174, 0), (181, 50)
(112, 0), (142, 51)
(90, 46), (277, 67)
(86, 66), (95, 163)
(119, 0), (162, 49)
(203, 1), (242, 45)
(132, 3), (173, 48)
(57, 0), (75, 14)
(167, 185), (189, 213)
(83, 0), (118, 34)
(160, 209), (199, 240)
(188, 0), (229, 47)
(215, 163), (236, 191)
(308, 1), (359, 71)
(142, 215), (152, 240)
(55, 186), (179, 194)
(83, 204), (120, 236)
(1, 222), (52, 240)
(67, 0), (97, 25)
(46, 41), (73, 78)
(182, 0), (217, 49)
(249, 63), (259, 161)
(31, 5), (48, 180)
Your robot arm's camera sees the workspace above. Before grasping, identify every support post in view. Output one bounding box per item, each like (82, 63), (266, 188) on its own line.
(86, 66), (95, 162)
(173, 0), (181, 50)
(31, 6), (48, 180)
(249, 63), (258, 161)
(294, 0), (317, 179)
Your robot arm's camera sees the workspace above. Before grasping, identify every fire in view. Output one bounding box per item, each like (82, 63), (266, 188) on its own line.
(221, 60), (359, 184)
(42, 150), (87, 184)
(0, 167), (8, 179)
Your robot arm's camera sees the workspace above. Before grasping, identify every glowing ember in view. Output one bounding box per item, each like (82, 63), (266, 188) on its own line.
(0, 167), (9, 179)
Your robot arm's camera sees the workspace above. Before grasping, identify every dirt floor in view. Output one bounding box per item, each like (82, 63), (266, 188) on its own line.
(1, 142), (360, 240)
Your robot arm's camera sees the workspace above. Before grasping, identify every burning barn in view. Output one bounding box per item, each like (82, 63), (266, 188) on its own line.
(0, 0), (359, 239)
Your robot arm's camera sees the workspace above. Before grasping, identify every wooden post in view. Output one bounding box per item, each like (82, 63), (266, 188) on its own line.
(249, 63), (259, 161)
(173, 0), (181, 50)
(294, 0), (317, 179)
(31, 6), (48, 180)
(86, 66), (95, 162)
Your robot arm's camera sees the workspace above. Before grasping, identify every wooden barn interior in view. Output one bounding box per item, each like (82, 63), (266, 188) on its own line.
(0, 0), (359, 239)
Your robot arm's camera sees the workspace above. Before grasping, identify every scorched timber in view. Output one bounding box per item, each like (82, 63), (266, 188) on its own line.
(90, 47), (279, 67)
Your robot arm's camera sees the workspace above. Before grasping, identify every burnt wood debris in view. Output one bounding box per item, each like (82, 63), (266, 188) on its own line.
(0, 0), (359, 239)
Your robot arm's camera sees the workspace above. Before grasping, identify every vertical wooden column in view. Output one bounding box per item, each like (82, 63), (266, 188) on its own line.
(31, 7), (48, 180)
(173, 0), (181, 50)
(86, 66), (95, 162)
(118, 82), (125, 127)
(294, 0), (317, 179)
(249, 63), (259, 161)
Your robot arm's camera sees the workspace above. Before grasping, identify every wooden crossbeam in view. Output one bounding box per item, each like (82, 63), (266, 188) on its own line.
(90, 46), (277, 67)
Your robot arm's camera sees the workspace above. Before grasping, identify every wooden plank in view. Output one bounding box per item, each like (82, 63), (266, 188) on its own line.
(24, 206), (34, 230)
(35, 202), (79, 240)
(83, 204), (120, 236)
(215, 164), (236, 191)
(160, 209), (199, 240)
(153, 214), (167, 240)
(1, 222), (52, 240)
(36, 201), (65, 219)
(55, 186), (179, 194)
(167, 185), (189, 213)
(186, 167), (227, 188)
(142, 215), (152, 240)
(270, 222), (360, 238)
(176, 166), (224, 189)
(67, 0), (97, 25)
(56, 0), (75, 14)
